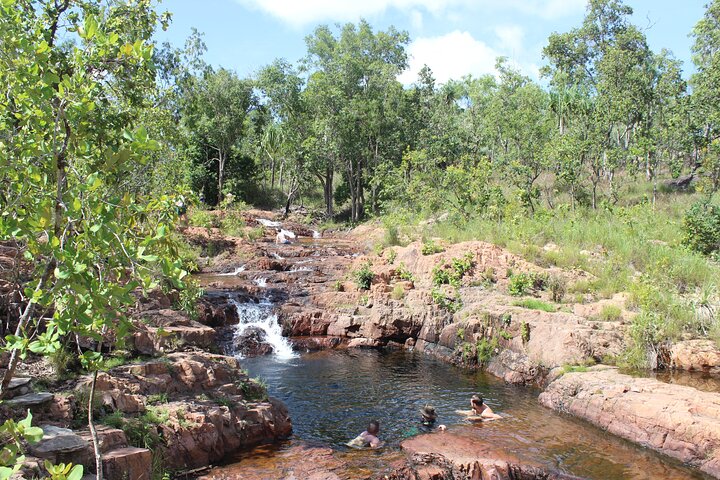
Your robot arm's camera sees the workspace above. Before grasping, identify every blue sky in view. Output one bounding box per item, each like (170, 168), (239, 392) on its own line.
(156, 0), (706, 84)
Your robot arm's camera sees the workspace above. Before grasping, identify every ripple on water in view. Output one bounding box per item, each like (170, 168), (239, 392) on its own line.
(209, 350), (711, 480)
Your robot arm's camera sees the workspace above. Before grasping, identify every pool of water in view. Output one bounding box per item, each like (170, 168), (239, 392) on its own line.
(218, 349), (708, 479)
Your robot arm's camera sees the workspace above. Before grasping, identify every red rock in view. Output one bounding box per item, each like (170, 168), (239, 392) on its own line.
(102, 447), (152, 480)
(671, 339), (720, 374)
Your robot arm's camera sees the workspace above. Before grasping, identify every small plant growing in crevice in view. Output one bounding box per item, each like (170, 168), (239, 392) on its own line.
(354, 261), (374, 290)
(386, 249), (398, 264)
(521, 322), (530, 343)
(548, 275), (567, 302)
(391, 284), (405, 300)
(508, 272), (533, 296)
(599, 304), (622, 321)
(432, 253), (474, 288)
(431, 288), (463, 313)
(395, 262), (415, 282)
(333, 280), (344, 292)
(476, 337), (499, 365)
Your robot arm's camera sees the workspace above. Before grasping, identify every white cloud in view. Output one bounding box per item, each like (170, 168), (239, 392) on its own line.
(410, 9), (424, 30)
(494, 25), (524, 54)
(398, 30), (500, 85)
(235, 0), (587, 26)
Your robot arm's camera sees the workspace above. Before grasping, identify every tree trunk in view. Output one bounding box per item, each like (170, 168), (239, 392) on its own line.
(324, 166), (333, 217)
(218, 151), (225, 202)
(89, 369), (103, 480)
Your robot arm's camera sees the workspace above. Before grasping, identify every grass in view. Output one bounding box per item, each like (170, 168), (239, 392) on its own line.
(598, 304), (623, 321)
(512, 298), (557, 312)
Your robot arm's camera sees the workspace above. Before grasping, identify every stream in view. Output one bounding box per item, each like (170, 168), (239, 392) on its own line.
(206, 349), (708, 479)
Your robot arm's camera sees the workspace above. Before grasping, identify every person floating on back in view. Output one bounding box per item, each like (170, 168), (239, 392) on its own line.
(457, 395), (502, 421)
(347, 419), (383, 448)
(420, 405), (446, 431)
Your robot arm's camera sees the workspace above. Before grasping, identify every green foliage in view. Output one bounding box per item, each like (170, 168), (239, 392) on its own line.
(548, 275), (567, 302)
(682, 201), (720, 256)
(395, 263), (414, 282)
(333, 280), (344, 292)
(175, 279), (205, 321)
(189, 209), (216, 229)
(391, 284), (405, 300)
(0, 411), (45, 479)
(421, 240), (445, 255)
(512, 299), (557, 312)
(354, 262), (374, 290)
(521, 322), (530, 343)
(220, 211), (247, 237)
(147, 393), (169, 405)
(386, 249), (398, 264)
(44, 461), (83, 480)
(476, 337), (499, 365)
(432, 253), (474, 287)
(508, 273), (533, 296)
(599, 304), (623, 322)
(431, 288), (463, 313)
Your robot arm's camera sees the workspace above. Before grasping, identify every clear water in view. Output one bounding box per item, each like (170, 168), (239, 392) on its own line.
(229, 349), (709, 480)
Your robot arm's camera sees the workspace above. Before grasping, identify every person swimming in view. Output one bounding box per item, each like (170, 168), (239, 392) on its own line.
(347, 419), (383, 448)
(457, 394), (502, 421)
(420, 405), (446, 431)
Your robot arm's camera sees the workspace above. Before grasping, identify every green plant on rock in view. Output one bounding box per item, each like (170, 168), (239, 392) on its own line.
(599, 304), (622, 321)
(512, 298), (556, 312)
(220, 211), (247, 237)
(548, 275), (567, 302)
(354, 262), (374, 290)
(0, 411), (46, 479)
(391, 284), (405, 300)
(521, 322), (530, 343)
(431, 288), (463, 313)
(682, 201), (720, 257)
(45, 461), (84, 480)
(476, 337), (499, 365)
(421, 240), (444, 255)
(508, 273), (533, 296)
(386, 249), (398, 264)
(395, 262), (414, 282)
(432, 253), (474, 288)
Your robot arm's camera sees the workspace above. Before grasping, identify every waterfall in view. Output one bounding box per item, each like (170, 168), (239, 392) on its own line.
(218, 265), (245, 276)
(253, 277), (268, 287)
(230, 299), (296, 359)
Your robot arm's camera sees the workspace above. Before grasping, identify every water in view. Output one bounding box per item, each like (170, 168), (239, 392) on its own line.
(217, 266), (245, 276)
(230, 300), (296, 359)
(229, 350), (708, 479)
(252, 277), (267, 287)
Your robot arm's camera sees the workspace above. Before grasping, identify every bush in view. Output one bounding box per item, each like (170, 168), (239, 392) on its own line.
(386, 249), (398, 264)
(508, 273), (533, 296)
(432, 253), (474, 287)
(431, 288), (463, 313)
(220, 211), (246, 237)
(421, 240), (444, 255)
(395, 262), (414, 282)
(682, 201), (720, 256)
(391, 284), (405, 300)
(189, 209), (215, 229)
(547, 275), (566, 302)
(354, 262), (374, 290)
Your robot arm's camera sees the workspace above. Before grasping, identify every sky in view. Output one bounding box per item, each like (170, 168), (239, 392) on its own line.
(156, 0), (707, 85)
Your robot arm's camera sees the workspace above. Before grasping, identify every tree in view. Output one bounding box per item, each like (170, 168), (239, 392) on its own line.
(182, 68), (255, 203)
(0, 1), (187, 478)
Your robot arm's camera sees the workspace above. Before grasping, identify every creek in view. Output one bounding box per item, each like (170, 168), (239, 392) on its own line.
(206, 348), (708, 479)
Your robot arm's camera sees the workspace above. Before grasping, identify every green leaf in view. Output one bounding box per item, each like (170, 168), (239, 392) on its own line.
(67, 464), (84, 480)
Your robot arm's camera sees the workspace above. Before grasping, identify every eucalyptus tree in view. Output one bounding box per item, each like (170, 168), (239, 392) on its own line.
(303, 20), (409, 221)
(691, 0), (720, 192)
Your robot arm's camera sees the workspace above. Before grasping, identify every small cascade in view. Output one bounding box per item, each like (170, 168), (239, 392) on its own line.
(312, 230), (321, 239)
(218, 265), (245, 276)
(230, 299), (296, 359)
(271, 252), (285, 260)
(288, 266), (312, 273)
(253, 277), (267, 287)
(257, 218), (281, 227)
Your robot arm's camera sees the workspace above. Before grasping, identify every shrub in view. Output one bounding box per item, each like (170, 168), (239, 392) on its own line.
(220, 211), (246, 237)
(548, 275), (567, 302)
(512, 298), (556, 312)
(431, 288), (463, 313)
(384, 224), (401, 247)
(386, 249), (398, 264)
(421, 240), (444, 255)
(189, 209), (215, 229)
(521, 322), (530, 343)
(682, 201), (720, 256)
(432, 253), (474, 287)
(391, 284), (405, 300)
(599, 304), (622, 321)
(176, 279), (205, 321)
(508, 273), (533, 296)
(395, 262), (414, 282)
(476, 337), (499, 365)
(354, 262), (374, 290)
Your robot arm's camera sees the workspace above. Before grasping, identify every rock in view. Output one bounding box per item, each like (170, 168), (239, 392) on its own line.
(30, 426), (88, 461)
(347, 337), (381, 348)
(539, 367), (720, 478)
(671, 339), (720, 374)
(487, 350), (543, 385)
(290, 336), (344, 351)
(235, 326), (274, 356)
(395, 431), (582, 480)
(4, 377), (32, 399)
(102, 447), (152, 480)
(6, 392), (53, 407)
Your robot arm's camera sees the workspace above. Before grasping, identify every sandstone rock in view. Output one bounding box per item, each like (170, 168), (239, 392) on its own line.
(102, 447), (152, 480)
(396, 431), (582, 480)
(539, 367), (720, 478)
(4, 377), (32, 399)
(290, 336), (345, 351)
(671, 339), (720, 374)
(487, 350), (543, 385)
(347, 337), (381, 348)
(235, 326), (274, 356)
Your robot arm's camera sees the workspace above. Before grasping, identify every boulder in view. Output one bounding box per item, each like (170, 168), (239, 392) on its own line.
(6, 392), (53, 408)
(235, 326), (274, 356)
(102, 447), (152, 480)
(539, 366), (720, 478)
(29, 426), (88, 462)
(671, 339), (720, 374)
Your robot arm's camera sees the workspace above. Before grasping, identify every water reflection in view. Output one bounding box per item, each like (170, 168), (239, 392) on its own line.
(225, 350), (709, 479)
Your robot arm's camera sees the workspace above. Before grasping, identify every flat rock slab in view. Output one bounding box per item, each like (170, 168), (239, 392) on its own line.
(539, 366), (720, 479)
(30, 426), (88, 458)
(5, 391), (53, 407)
(102, 447), (152, 480)
(8, 377), (31, 389)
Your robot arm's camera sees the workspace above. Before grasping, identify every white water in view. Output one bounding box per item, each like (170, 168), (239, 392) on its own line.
(280, 228), (296, 239)
(313, 230), (321, 239)
(271, 252), (285, 260)
(289, 266), (313, 273)
(257, 218), (281, 227)
(230, 299), (296, 359)
(218, 265), (245, 276)
(253, 277), (268, 287)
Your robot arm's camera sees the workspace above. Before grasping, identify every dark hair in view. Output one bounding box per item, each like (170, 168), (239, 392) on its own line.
(471, 395), (484, 406)
(368, 420), (380, 432)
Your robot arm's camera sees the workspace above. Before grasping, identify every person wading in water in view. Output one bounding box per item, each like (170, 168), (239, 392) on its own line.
(347, 420), (383, 448)
(457, 395), (502, 421)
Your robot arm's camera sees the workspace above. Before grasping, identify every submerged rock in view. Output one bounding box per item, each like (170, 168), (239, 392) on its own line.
(539, 366), (720, 478)
(235, 326), (274, 356)
(670, 339), (720, 374)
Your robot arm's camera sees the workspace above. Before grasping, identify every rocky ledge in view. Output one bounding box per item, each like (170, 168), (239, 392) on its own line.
(539, 366), (720, 478)
(387, 431), (582, 480)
